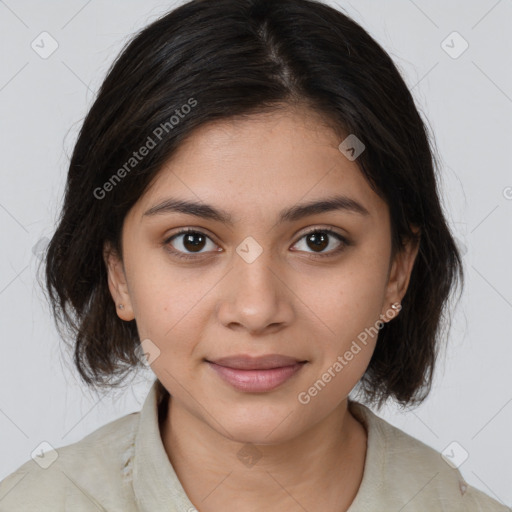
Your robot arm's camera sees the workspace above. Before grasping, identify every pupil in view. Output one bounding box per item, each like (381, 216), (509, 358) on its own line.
(183, 233), (205, 252)
(308, 232), (328, 252)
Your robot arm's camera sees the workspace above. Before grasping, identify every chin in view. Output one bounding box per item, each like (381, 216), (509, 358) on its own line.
(211, 406), (305, 446)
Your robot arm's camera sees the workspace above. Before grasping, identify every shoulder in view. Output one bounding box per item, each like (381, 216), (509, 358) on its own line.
(349, 401), (510, 511)
(0, 411), (140, 512)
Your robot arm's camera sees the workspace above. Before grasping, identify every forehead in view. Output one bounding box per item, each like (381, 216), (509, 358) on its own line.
(133, 108), (388, 222)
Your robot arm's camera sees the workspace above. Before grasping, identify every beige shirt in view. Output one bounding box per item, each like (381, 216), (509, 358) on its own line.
(0, 378), (509, 511)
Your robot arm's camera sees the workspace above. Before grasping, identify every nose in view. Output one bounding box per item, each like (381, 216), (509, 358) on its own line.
(215, 248), (295, 336)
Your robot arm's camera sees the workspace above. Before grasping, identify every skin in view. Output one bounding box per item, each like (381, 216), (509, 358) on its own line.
(105, 106), (420, 512)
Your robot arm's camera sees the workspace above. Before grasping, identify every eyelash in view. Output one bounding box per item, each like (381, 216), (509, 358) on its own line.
(163, 227), (350, 261)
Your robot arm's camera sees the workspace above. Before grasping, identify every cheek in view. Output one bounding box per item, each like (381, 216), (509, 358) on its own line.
(301, 255), (389, 333)
(123, 252), (175, 338)
(127, 261), (210, 366)
(297, 251), (389, 382)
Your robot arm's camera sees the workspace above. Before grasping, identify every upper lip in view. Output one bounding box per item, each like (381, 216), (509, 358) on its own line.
(207, 354), (306, 370)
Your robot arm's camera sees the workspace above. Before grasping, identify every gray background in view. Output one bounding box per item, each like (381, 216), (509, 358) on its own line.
(0, 0), (511, 506)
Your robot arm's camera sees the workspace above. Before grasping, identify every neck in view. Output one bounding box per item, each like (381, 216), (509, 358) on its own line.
(159, 395), (367, 512)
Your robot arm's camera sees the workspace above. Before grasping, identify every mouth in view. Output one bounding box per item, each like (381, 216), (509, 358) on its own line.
(206, 354), (307, 370)
(205, 354), (308, 392)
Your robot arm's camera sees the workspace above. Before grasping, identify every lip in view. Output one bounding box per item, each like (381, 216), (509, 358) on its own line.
(208, 354), (305, 370)
(206, 354), (307, 392)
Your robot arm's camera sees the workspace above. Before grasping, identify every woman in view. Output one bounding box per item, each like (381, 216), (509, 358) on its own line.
(0, 0), (508, 510)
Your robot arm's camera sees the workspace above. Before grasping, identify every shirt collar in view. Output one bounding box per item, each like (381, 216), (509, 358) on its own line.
(346, 399), (387, 510)
(132, 378), (384, 511)
(132, 378), (196, 512)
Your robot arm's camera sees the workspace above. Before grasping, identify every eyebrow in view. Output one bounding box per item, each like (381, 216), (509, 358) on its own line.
(143, 194), (370, 224)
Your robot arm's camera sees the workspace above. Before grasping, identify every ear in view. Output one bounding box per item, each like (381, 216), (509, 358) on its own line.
(381, 226), (421, 322)
(103, 241), (135, 321)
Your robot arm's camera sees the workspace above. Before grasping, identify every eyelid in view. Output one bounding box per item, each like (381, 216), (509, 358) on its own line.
(298, 225), (347, 238)
(163, 226), (219, 246)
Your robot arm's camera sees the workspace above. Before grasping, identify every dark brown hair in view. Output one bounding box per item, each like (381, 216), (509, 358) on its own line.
(42, 0), (464, 410)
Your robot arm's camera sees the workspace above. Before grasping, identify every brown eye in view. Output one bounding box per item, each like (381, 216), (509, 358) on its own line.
(181, 232), (207, 252)
(292, 228), (349, 257)
(164, 229), (219, 260)
(305, 232), (329, 252)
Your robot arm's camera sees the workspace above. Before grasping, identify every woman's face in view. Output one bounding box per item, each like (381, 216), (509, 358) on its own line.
(105, 107), (419, 444)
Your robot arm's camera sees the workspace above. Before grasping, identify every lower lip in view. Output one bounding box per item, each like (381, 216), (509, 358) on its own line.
(207, 362), (306, 392)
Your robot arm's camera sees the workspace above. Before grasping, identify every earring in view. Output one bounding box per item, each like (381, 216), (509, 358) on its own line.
(391, 302), (401, 311)
(118, 304), (124, 310)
